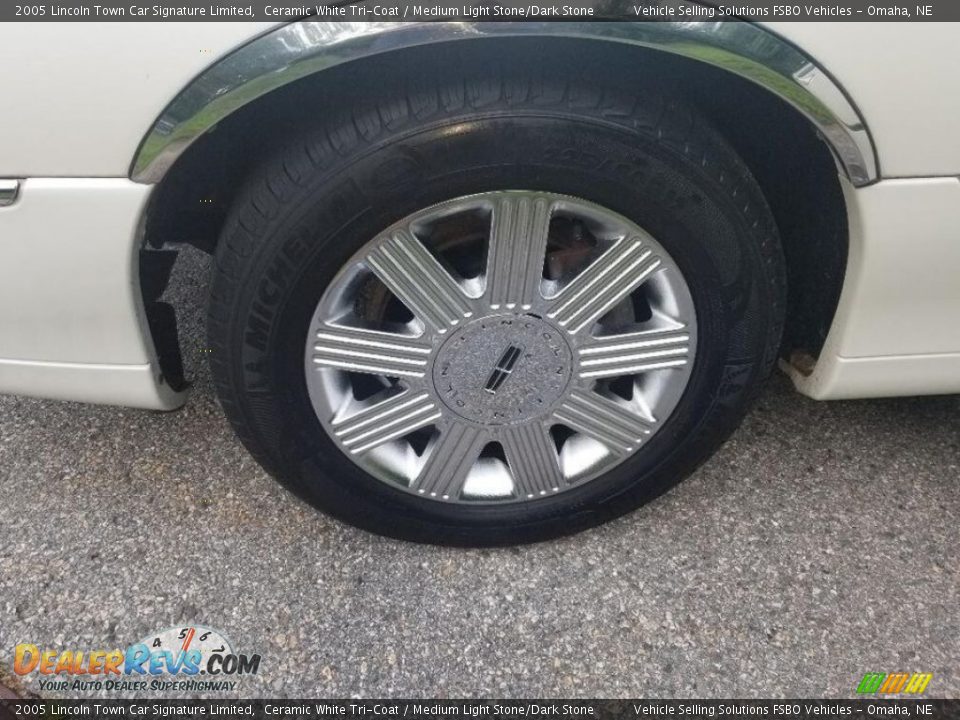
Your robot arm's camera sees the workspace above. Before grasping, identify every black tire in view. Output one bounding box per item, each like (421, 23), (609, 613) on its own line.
(207, 64), (785, 546)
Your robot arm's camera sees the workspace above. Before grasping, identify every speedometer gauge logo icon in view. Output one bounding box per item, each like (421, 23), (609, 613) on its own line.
(139, 626), (234, 667)
(128, 625), (260, 677)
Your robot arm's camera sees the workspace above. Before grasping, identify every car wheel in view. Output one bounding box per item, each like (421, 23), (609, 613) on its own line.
(207, 67), (785, 545)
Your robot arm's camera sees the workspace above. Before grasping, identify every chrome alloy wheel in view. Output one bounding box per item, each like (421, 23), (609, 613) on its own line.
(304, 192), (697, 504)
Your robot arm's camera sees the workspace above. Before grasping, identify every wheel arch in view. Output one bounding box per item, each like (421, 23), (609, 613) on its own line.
(136, 23), (859, 395)
(130, 20), (877, 186)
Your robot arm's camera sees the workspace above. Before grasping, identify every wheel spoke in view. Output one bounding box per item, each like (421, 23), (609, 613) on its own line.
(501, 423), (564, 498)
(311, 324), (433, 377)
(366, 228), (473, 334)
(413, 423), (486, 500)
(578, 327), (691, 379)
(485, 194), (551, 310)
(553, 389), (653, 455)
(333, 390), (441, 454)
(546, 237), (661, 334)
(306, 191), (698, 505)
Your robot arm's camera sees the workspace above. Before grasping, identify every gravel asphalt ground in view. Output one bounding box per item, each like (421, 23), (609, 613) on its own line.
(1, 248), (958, 699)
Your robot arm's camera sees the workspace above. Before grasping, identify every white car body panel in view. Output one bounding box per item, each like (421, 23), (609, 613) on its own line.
(0, 22), (278, 178)
(0, 178), (184, 409)
(0, 20), (959, 409)
(786, 176), (960, 399)
(0, 356), (182, 409)
(0, 179), (151, 364)
(762, 22), (960, 177)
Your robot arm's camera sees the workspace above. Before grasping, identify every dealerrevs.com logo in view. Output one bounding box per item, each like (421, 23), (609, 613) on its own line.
(13, 626), (261, 693)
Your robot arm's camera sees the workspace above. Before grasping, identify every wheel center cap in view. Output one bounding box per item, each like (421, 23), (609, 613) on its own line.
(431, 314), (573, 426)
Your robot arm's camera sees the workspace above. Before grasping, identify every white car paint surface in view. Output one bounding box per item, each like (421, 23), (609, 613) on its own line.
(0, 22), (279, 177)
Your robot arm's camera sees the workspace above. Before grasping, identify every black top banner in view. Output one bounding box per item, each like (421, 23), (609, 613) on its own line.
(2, 0), (958, 21)
(2, 700), (960, 720)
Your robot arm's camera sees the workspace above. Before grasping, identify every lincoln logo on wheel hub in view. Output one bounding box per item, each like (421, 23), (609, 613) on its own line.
(432, 314), (574, 426)
(484, 345), (524, 394)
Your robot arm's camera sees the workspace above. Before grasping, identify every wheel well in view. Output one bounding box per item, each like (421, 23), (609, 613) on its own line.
(141, 36), (848, 388)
